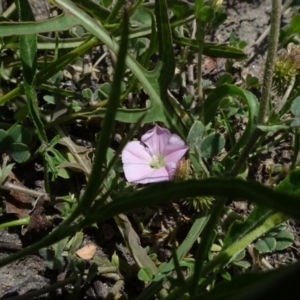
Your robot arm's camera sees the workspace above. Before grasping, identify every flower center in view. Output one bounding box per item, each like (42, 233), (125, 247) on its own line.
(149, 154), (165, 169)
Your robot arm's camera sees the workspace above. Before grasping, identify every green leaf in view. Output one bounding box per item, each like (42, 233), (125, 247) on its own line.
(43, 95), (55, 104)
(291, 95), (300, 117)
(0, 14), (80, 37)
(73, 0), (110, 22)
(69, 232), (84, 253)
(291, 117), (300, 127)
(201, 85), (259, 156)
(187, 120), (205, 155)
(232, 260), (251, 269)
(96, 84), (111, 101)
(220, 269), (231, 281)
(138, 267), (154, 281)
(100, 0), (113, 8)
(275, 230), (294, 251)
(256, 125), (289, 132)
(81, 88), (93, 102)
(173, 37), (247, 60)
(276, 168), (300, 195)
(2, 177), (300, 272)
(200, 133), (225, 158)
(198, 6), (215, 23)
(0, 129), (13, 151)
(9, 125), (32, 144)
(290, 14), (300, 34)
(48, 0), (187, 137)
(223, 206), (272, 249)
(9, 143), (31, 163)
(131, 6), (152, 27)
(254, 236), (276, 253)
(136, 214), (208, 300)
(17, 0), (48, 144)
(199, 260), (300, 300)
(168, 0), (194, 22)
(85, 263), (98, 283)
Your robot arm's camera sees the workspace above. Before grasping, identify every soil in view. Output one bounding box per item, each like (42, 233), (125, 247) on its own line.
(0, 0), (299, 299)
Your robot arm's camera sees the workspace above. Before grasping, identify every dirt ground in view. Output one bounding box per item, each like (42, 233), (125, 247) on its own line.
(0, 0), (298, 299)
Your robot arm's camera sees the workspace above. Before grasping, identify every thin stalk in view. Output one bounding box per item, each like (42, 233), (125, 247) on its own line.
(231, 128), (261, 176)
(275, 75), (296, 113)
(292, 128), (299, 170)
(231, 0), (281, 176)
(0, 215), (55, 230)
(196, 28), (205, 122)
(0, 217), (30, 229)
(104, 0), (124, 25)
(258, 0), (281, 124)
(1, 182), (46, 198)
(249, 131), (288, 158)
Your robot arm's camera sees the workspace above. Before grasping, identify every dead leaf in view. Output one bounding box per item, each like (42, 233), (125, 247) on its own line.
(75, 244), (96, 260)
(202, 57), (217, 74)
(21, 195), (51, 235)
(3, 172), (33, 218)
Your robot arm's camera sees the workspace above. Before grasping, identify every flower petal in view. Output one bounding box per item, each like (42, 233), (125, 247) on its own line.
(122, 141), (151, 164)
(141, 124), (171, 156)
(164, 134), (189, 156)
(123, 164), (169, 184)
(164, 162), (178, 179)
(164, 134), (188, 165)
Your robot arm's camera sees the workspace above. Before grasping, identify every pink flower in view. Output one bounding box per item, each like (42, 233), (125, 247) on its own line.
(122, 125), (189, 184)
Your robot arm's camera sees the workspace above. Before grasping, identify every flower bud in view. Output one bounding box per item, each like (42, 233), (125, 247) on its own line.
(273, 43), (300, 95)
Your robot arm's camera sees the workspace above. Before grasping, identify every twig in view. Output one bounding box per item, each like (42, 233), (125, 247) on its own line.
(1, 182), (46, 198)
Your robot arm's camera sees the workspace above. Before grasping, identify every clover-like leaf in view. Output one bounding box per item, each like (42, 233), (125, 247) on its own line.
(254, 236), (276, 253)
(0, 129), (14, 152)
(8, 143), (31, 163)
(9, 125), (32, 144)
(138, 267), (154, 282)
(200, 133), (225, 158)
(291, 96), (300, 116)
(275, 230), (294, 251)
(187, 120), (205, 155)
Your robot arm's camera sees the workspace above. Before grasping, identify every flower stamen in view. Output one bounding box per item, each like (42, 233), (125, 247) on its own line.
(150, 155), (165, 169)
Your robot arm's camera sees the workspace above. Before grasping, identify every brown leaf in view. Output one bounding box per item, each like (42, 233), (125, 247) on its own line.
(3, 172), (32, 218)
(21, 195), (51, 235)
(75, 244), (97, 260)
(202, 57), (217, 74)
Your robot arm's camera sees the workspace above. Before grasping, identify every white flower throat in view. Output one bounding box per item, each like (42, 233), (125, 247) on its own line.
(150, 154), (165, 169)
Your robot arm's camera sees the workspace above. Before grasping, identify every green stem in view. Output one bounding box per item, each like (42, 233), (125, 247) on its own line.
(292, 128), (299, 170)
(258, 0), (281, 124)
(0, 217), (30, 229)
(196, 27), (205, 122)
(104, 0), (124, 25)
(189, 198), (226, 298)
(230, 128), (261, 176)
